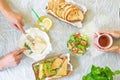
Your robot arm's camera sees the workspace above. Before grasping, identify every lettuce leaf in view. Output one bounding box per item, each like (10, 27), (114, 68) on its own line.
(82, 65), (120, 80)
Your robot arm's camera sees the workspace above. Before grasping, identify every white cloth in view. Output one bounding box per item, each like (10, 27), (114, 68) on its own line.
(0, 0), (120, 80)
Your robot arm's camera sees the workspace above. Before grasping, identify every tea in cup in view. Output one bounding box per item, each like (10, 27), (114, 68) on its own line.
(94, 33), (113, 49)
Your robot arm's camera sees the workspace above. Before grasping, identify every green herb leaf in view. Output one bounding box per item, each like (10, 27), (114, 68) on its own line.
(38, 77), (42, 80)
(45, 59), (55, 63)
(78, 45), (85, 50)
(82, 65), (120, 80)
(81, 34), (89, 41)
(113, 70), (120, 75)
(24, 43), (31, 50)
(46, 64), (51, 70)
(69, 35), (75, 41)
(35, 65), (39, 71)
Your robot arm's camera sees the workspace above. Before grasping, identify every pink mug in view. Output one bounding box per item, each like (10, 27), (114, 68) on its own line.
(94, 32), (113, 49)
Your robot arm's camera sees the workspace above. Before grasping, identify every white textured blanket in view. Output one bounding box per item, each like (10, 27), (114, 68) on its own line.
(0, 0), (119, 80)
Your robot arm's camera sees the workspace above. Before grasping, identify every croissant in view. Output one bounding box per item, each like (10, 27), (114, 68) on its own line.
(47, 0), (84, 22)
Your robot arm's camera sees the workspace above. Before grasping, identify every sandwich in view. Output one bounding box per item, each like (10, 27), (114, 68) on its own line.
(32, 54), (73, 80)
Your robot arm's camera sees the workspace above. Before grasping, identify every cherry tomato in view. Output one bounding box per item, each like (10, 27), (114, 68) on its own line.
(72, 48), (79, 54)
(76, 33), (81, 38)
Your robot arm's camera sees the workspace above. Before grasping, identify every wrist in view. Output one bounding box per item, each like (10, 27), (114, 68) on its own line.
(1, 9), (13, 18)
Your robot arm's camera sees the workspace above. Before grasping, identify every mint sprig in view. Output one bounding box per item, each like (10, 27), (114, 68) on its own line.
(24, 43), (31, 50)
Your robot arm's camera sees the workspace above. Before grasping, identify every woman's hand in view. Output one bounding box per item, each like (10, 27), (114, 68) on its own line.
(99, 30), (120, 39)
(0, 48), (26, 70)
(0, 0), (26, 33)
(4, 11), (25, 34)
(104, 46), (120, 53)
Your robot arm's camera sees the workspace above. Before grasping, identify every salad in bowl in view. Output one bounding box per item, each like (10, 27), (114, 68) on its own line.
(67, 33), (89, 55)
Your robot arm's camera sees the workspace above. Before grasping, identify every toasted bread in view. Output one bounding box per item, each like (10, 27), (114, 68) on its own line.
(51, 58), (63, 69)
(56, 59), (68, 76)
(61, 3), (73, 19)
(38, 64), (44, 79)
(64, 6), (79, 20)
(56, 2), (67, 18)
(47, 0), (85, 22)
(66, 8), (84, 22)
(44, 63), (56, 77)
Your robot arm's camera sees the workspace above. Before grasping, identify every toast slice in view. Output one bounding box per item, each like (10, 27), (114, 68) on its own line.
(47, 0), (85, 22)
(51, 58), (63, 69)
(49, 0), (65, 14)
(61, 3), (73, 19)
(38, 64), (44, 79)
(56, 2), (67, 18)
(66, 8), (84, 22)
(56, 59), (68, 76)
(44, 63), (56, 77)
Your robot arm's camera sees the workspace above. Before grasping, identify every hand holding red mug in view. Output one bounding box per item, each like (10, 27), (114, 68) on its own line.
(94, 30), (120, 53)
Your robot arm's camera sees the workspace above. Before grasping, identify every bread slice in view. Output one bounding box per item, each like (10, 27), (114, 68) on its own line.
(48, 0), (55, 10)
(44, 63), (55, 77)
(48, 1), (52, 10)
(49, 0), (65, 14)
(64, 6), (76, 20)
(66, 8), (84, 22)
(57, 0), (65, 3)
(56, 2), (67, 18)
(47, 0), (85, 22)
(38, 64), (44, 79)
(61, 3), (72, 19)
(51, 58), (63, 69)
(56, 59), (68, 76)
(77, 9), (84, 21)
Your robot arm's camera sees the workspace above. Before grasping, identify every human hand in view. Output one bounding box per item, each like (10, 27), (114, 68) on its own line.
(4, 11), (26, 34)
(95, 30), (120, 53)
(98, 30), (120, 39)
(0, 48), (26, 70)
(104, 46), (120, 53)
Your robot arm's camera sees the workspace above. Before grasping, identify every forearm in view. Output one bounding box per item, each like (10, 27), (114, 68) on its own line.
(0, 58), (4, 70)
(0, 0), (12, 17)
(117, 47), (120, 53)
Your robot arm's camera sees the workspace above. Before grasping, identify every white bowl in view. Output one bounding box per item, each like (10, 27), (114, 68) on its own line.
(18, 28), (52, 61)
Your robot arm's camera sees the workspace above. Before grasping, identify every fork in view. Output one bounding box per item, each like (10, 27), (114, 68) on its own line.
(26, 35), (34, 42)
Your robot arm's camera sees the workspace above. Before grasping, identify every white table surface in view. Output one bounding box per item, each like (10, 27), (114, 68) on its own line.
(0, 0), (120, 80)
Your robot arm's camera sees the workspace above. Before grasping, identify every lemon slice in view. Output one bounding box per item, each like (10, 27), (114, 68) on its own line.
(37, 16), (53, 32)
(42, 17), (53, 31)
